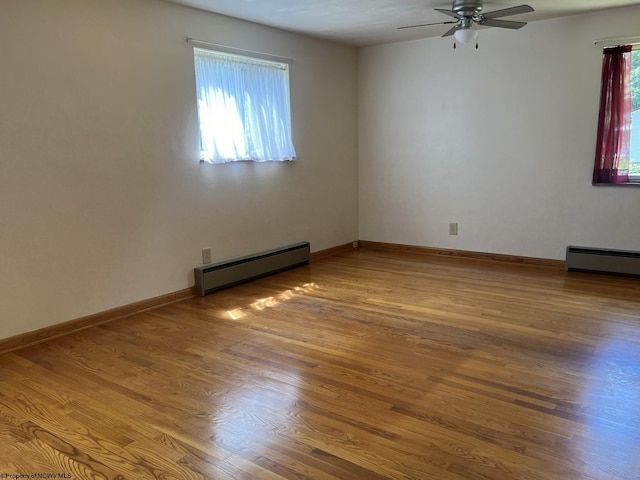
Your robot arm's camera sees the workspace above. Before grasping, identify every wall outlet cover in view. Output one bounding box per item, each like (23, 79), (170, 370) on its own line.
(202, 248), (212, 264)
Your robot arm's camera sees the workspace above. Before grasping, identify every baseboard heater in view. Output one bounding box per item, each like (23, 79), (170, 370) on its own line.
(566, 246), (640, 277)
(194, 242), (310, 296)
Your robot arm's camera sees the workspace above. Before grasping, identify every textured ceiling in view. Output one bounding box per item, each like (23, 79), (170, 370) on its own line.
(167, 0), (640, 46)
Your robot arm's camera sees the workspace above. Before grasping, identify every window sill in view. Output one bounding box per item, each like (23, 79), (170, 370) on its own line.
(592, 182), (640, 186)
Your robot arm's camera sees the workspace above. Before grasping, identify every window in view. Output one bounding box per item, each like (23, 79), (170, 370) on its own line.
(193, 48), (296, 164)
(630, 48), (640, 181)
(593, 45), (639, 184)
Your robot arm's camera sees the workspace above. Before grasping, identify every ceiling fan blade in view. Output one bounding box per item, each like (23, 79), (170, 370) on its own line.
(482, 5), (534, 19)
(434, 8), (462, 19)
(442, 25), (461, 37)
(480, 18), (527, 29)
(397, 20), (457, 30)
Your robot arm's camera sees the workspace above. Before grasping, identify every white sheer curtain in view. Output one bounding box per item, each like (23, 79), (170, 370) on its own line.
(194, 48), (296, 164)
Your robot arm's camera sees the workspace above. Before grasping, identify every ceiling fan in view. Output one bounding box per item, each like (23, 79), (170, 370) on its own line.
(398, 0), (535, 46)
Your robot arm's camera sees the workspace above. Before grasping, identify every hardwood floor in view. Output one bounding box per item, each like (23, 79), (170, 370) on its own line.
(1, 249), (640, 479)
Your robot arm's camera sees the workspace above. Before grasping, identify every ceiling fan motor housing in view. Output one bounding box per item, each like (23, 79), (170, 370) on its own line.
(452, 0), (483, 17)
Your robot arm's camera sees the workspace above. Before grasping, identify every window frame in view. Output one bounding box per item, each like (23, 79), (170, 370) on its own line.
(628, 46), (640, 183)
(192, 46), (296, 164)
(592, 43), (640, 186)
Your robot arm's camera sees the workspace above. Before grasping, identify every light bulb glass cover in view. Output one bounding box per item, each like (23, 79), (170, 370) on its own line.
(454, 28), (478, 44)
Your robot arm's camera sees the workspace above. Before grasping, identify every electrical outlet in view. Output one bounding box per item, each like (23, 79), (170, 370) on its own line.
(202, 247), (212, 264)
(449, 223), (458, 236)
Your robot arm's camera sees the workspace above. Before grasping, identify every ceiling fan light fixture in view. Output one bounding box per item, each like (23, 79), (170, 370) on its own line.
(454, 27), (478, 44)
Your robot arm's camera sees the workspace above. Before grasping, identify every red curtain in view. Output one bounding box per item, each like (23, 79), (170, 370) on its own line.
(593, 45), (633, 184)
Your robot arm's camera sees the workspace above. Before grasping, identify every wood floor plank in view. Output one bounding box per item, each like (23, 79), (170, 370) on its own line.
(1, 249), (640, 479)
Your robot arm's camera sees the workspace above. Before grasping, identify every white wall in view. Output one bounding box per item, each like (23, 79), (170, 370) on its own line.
(0, 0), (358, 340)
(359, 6), (640, 260)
